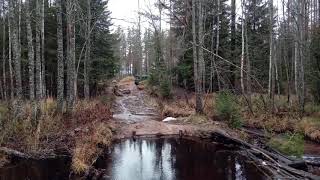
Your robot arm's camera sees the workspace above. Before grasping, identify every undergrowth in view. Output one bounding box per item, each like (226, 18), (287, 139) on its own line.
(268, 133), (304, 157)
(215, 91), (242, 128)
(72, 122), (112, 174)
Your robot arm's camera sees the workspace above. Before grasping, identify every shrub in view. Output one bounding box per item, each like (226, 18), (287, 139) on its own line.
(148, 70), (159, 86)
(268, 133), (304, 157)
(99, 95), (115, 107)
(160, 79), (171, 99)
(215, 91), (242, 128)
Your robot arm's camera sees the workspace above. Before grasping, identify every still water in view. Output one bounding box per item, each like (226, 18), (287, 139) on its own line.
(0, 138), (268, 180)
(95, 138), (267, 180)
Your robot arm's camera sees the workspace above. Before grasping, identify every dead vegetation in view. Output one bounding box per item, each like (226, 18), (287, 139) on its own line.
(0, 94), (114, 173)
(72, 122), (112, 174)
(150, 85), (320, 142)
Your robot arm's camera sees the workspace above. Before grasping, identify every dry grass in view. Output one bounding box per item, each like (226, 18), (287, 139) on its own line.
(299, 117), (320, 142)
(161, 101), (194, 118)
(185, 114), (208, 124)
(72, 122), (112, 174)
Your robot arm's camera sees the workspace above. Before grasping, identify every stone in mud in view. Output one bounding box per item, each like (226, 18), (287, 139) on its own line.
(120, 89), (131, 94)
(137, 84), (144, 90)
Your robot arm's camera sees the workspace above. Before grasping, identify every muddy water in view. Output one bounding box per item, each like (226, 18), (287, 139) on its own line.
(94, 138), (268, 180)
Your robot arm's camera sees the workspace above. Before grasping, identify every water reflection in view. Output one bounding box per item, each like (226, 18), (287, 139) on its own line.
(95, 138), (267, 180)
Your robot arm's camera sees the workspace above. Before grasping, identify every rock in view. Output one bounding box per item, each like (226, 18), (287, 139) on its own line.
(162, 117), (177, 122)
(83, 127), (89, 133)
(120, 89), (131, 94)
(112, 80), (117, 85)
(74, 128), (81, 133)
(137, 84), (144, 90)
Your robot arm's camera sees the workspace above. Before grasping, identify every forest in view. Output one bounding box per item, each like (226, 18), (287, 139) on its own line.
(0, 0), (319, 179)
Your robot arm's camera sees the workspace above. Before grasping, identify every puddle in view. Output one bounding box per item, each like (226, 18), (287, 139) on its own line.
(113, 93), (158, 123)
(94, 138), (269, 180)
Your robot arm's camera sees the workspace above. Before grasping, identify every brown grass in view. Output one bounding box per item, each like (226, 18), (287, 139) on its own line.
(155, 88), (320, 139)
(71, 122), (112, 174)
(299, 117), (320, 142)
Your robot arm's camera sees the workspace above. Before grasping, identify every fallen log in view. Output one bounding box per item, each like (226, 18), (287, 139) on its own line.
(210, 131), (320, 180)
(0, 147), (31, 159)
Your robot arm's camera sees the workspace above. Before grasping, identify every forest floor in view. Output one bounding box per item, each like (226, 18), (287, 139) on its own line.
(1, 76), (320, 177)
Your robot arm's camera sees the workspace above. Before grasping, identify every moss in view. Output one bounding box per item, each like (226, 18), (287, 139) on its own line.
(268, 133), (304, 157)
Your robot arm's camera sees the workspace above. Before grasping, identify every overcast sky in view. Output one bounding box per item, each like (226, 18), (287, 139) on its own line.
(108, 0), (284, 31)
(109, 0), (159, 31)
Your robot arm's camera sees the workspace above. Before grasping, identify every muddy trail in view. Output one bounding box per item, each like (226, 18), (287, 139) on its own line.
(112, 79), (199, 139)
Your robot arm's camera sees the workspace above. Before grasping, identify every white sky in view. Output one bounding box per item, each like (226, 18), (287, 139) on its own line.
(109, 0), (284, 31)
(109, 0), (162, 31)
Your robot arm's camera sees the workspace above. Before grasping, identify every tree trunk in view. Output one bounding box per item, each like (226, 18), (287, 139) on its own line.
(230, 0), (236, 88)
(8, 0), (13, 99)
(84, 0), (91, 99)
(10, 0), (23, 116)
(26, 0), (35, 101)
(198, 0), (205, 93)
(36, 0), (42, 100)
(66, 0), (76, 112)
(2, 0), (6, 100)
(41, 0), (46, 97)
(245, 19), (252, 110)
(240, 0), (245, 94)
(214, 0), (221, 91)
(57, 0), (64, 113)
(268, 0), (274, 100)
(192, 0), (203, 113)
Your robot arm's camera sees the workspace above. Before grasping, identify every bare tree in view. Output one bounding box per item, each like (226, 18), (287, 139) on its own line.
(41, 0), (46, 97)
(84, 0), (91, 99)
(240, 0), (245, 94)
(8, 0), (13, 99)
(57, 0), (64, 112)
(192, 0), (203, 113)
(2, 0), (6, 100)
(10, 0), (23, 116)
(26, 0), (35, 101)
(35, 0), (42, 100)
(66, 0), (76, 112)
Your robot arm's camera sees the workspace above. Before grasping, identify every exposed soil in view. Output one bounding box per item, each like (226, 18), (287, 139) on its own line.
(111, 79), (235, 140)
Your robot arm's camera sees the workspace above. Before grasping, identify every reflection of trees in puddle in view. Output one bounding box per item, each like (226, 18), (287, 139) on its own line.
(97, 138), (267, 180)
